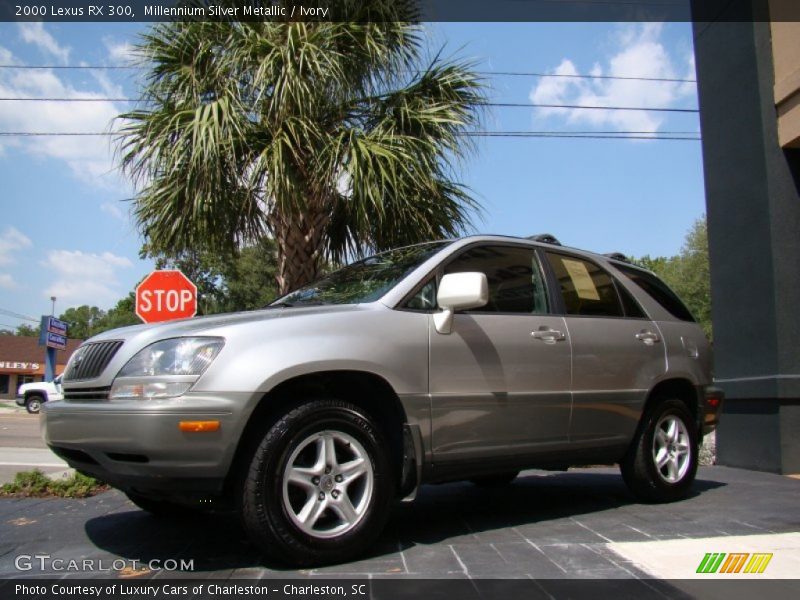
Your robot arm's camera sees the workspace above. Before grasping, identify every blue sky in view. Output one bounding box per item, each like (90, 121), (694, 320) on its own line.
(0, 21), (704, 331)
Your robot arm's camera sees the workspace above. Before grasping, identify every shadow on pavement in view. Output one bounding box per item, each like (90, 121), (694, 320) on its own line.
(83, 470), (726, 572)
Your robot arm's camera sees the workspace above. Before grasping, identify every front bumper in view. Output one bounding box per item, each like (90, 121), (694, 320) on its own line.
(41, 392), (254, 496)
(15, 395), (25, 407)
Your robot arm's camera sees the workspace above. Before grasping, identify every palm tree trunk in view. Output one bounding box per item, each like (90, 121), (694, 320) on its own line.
(272, 206), (329, 295)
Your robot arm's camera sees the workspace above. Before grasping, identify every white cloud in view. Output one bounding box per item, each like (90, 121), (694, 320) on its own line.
(0, 227), (32, 265)
(18, 22), (70, 64)
(101, 201), (127, 221)
(0, 45), (16, 65)
(0, 273), (18, 289)
(529, 23), (696, 135)
(0, 36), (129, 188)
(43, 250), (132, 307)
(103, 37), (136, 65)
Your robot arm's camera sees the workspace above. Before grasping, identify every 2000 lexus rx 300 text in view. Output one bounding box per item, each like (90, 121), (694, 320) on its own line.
(42, 235), (722, 565)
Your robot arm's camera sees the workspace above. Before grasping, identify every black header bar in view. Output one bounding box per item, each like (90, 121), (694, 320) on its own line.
(1, 0), (799, 23)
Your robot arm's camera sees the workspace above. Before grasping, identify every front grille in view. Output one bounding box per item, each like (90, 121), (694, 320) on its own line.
(63, 340), (123, 381)
(63, 387), (111, 400)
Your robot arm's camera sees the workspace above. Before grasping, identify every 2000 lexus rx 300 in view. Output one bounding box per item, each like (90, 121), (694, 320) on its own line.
(43, 234), (721, 565)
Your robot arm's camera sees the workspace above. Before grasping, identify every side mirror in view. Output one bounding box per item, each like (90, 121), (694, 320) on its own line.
(434, 272), (488, 334)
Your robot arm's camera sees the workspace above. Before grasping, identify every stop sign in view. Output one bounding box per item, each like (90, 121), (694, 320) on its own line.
(136, 270), (198, 324)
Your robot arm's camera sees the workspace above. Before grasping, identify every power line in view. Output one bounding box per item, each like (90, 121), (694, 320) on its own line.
(0, 64), (137, 69)
(0, 131), (701, 140)
(490, 102), (698, 112)
(0, 132), (112, 136)
(484, 71), (695, 83)
(463, 130), (700, 135)
(462, 133), (700, 140)
(0, 97), (700, 113)
(0, 98), (132, 102)
(0, 63), (697, 83)
(0, 308), (40, 323)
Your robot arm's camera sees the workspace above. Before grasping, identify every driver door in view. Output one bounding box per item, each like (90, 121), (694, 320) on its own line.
(428, 244), (572, 462)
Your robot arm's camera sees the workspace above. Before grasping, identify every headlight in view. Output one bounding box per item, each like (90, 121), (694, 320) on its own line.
(110, 337), (224, 400)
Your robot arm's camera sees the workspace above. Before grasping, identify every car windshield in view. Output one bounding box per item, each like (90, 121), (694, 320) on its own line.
(271, 242), (451, 306)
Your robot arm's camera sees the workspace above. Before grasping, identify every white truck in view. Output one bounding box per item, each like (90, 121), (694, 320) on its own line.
(16, 374), (63, 414)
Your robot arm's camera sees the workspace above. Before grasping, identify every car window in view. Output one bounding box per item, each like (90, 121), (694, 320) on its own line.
(616, 279), (648, 318)
(272, 241), (451, 306)
(614, 263), (696, 322)
(546, 252), (624, 317)
(444, 245), (549, 314)
(405, 278), (438, 311)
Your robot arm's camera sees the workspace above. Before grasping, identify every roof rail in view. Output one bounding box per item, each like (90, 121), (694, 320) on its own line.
(527, 233), (561, 246)
(604, 252), (629, 262)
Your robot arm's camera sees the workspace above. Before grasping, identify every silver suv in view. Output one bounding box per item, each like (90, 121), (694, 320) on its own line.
(42, 235), (721, 565)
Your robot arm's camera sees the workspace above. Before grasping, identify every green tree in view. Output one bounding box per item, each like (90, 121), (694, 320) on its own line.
(97, 294), (140, 332)
(146, 238), (279, 314)
(218, 238), (279, 311)
(59, 306), (105, 340)
(145, 246), (228, 315)
(635, 218), (712, 339)
(119, 3), (483, 295)
(15, 324), (39, 337)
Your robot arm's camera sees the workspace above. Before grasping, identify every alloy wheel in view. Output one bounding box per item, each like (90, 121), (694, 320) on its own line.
(281, 430), (374, 539)
(652, 414), (691, 483)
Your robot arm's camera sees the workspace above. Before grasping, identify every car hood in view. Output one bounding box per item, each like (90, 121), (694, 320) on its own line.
(86, 304), (378, 345)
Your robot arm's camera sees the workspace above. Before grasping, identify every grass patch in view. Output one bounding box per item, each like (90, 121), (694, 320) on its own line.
(0, 469), (108, 498)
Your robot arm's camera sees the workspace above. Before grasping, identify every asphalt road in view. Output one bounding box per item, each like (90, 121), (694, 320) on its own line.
(0, 466), (798, 591)
(0, 410), (46, 448)
(0, 407), (68, 484)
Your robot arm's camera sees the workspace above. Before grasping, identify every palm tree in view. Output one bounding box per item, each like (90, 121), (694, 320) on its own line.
(118, 1), (484, 294)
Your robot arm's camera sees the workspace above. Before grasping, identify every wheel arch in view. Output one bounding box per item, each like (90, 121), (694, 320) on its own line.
(644, 377), (701, 428)
(225, 370), (408, 497)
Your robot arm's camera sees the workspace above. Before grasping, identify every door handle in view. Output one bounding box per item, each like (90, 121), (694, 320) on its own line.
(635, 330), (661, 345)
(531, 327), (566, 343)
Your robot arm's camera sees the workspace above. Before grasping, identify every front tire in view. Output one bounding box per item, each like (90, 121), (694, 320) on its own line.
(25, 395), (44, 414)
(241, 399), (395, 566)
(621, 397), (698, 503)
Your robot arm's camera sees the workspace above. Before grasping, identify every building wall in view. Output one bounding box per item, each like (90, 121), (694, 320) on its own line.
(693, 0), (800, 474)
(0, 337), (83, 400)
(770, 6), (800, 147)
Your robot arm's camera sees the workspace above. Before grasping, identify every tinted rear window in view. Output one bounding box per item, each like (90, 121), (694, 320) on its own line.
(545, 252), (624, 317)
(615, 264), (695, 322)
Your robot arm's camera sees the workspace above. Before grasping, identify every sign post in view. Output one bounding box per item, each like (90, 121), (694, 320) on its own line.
(136, 270), (198, 324)
(38, 316), (68, 381)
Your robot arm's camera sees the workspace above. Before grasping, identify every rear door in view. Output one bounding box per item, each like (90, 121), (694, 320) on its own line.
(429, 244), (573, 461)
(543, 252), (666, 447)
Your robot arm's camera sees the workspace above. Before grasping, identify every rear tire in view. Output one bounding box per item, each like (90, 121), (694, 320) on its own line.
(240, 399), (395, 566)
(25, 395), (44, 414)
(621, 397), (698, 503)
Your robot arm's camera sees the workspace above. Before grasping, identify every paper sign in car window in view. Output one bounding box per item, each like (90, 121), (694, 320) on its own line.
(562, 259), (600, 301)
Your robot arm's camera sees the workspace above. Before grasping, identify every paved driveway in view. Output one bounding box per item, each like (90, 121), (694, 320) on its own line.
(1, 466), (799, 583)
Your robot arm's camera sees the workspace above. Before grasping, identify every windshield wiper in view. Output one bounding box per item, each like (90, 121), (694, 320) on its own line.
(264, 300), (330, 309)
(264, 301), (296, 309)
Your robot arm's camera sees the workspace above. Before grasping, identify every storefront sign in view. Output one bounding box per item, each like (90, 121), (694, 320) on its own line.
(39, 316), (69, 350)
(0, 361), (40, 371)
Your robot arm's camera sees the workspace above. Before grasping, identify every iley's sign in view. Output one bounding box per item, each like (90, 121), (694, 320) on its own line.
(0, 361), (40, 371)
